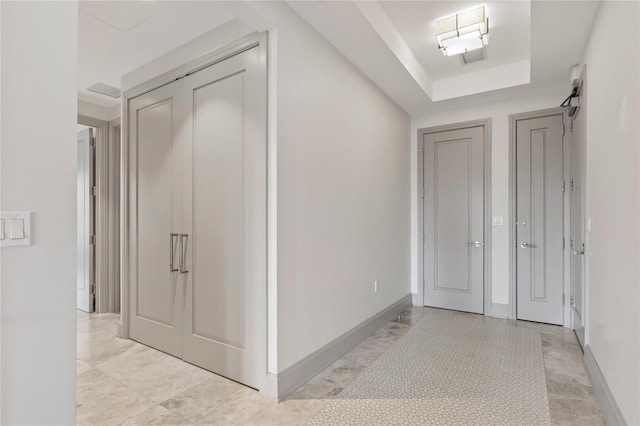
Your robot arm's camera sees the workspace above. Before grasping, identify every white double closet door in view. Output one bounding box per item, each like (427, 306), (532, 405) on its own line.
(423, 126), (485, 314)
(128, 47), (265, 389)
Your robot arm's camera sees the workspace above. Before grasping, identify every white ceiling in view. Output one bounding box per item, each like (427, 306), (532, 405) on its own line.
(78, 1), (600, 115)
(288, 0), (599, 114)
(78, 1), (235, 107)
(379, 1), (530, 81)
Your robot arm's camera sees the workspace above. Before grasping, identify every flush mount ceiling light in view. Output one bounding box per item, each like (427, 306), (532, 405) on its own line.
(435, 6), (489, 56)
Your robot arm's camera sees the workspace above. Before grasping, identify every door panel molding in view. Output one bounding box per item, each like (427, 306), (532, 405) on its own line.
(509, 107), (571, 327)
(181, 47), (266, 388)
(417, 119), (492, 315)
(127, 82), (184, 357)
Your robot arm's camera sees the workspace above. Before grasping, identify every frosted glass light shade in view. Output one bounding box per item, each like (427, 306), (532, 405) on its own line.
(435, 6), (489, 56)
(440, 30), (484, 56)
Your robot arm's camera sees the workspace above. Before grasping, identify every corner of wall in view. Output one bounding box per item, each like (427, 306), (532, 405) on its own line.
(272, 295), (411, 401)
(584, 345), (628, 425)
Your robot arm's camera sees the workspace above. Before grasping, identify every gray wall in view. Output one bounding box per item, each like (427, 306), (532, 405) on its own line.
(266, 2), (412, 372)
(580, 2), (640, 424)
(0, 2), (78, 423)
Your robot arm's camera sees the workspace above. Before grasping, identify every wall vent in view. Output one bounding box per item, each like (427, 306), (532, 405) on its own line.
(87, 82), (121, 99)
(460, 48), (486, 64)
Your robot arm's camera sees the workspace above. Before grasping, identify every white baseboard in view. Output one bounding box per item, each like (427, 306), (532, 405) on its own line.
(259, 373), (278, 402)
(584, 345), (627, 425)
(273, 294), (412, 401)
(490, 303), (511, 319)
(412, 292), (422, 306)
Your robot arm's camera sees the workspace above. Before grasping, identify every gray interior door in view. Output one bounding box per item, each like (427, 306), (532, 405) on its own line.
(77, 128), (95, 313)
(570, 97), (586, 348)
(181, 47), (265, 389)
(423, 126), (485, 314)
(516, 114), (564, 325)
(128, 82), (184, 358)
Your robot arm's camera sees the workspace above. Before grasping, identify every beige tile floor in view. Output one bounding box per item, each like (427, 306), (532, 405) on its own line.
(76, 307), (604, 425)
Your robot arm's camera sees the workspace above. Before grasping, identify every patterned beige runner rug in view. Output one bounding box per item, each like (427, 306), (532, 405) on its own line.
(306, 309), (550, 425)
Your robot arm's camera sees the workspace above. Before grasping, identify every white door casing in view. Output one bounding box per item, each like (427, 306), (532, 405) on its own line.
(77, 128), (95, 313)
(423, 126), (486, 314)
(515, 114), (564, 325)
(570, 91), (586, 348)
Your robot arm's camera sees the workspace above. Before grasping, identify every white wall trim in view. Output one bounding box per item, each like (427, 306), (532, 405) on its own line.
(416, 119), (492, 314)
(490, 303), (511, 319)
(411, 292), (422, 306)
(107, 119), (121, 313)
(260, 373), (279, 402)
(272, 294), (412, 401)
(584, 345), (627, 426)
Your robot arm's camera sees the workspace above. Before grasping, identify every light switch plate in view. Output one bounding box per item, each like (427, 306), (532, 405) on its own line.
(492, 216), (504, 226)
(1, 212), (31, 247)
(10, 219), (25, 239)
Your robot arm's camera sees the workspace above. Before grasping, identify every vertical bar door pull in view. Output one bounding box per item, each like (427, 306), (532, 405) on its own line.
(179, 233), (189, 274)
(170, 233), (179, 272)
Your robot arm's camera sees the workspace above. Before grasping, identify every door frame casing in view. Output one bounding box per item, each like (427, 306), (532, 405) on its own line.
(108, 118), (121, 314)
(78, 115), (114, 313)
(119, 32), (269, 390)
(569, 68), (587, 346)
(417, 119), (492, 315)
(509, 108), (571, 327)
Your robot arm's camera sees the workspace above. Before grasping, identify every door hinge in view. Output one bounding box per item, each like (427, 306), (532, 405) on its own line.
(570, 295), (575, 307)
(422, 187), (425, 199)
(563, 237), (565, 249)
(562, 123), (565, 136)
(90, 235), (96, 246)
(422, 144), (425, 153)
(570, 179), (575, 191)
(90, 185), (97, 196)
(90, 137), (96, 147)
(90, 283), (96, 294)
(562, 294), (565, 305)
(562, 181), (565, 193)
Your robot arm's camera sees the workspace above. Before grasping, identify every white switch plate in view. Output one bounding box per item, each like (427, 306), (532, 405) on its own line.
(1, 212), (31, 247)
(492, 216), (504, 226)
(10, 219), (25, 239)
